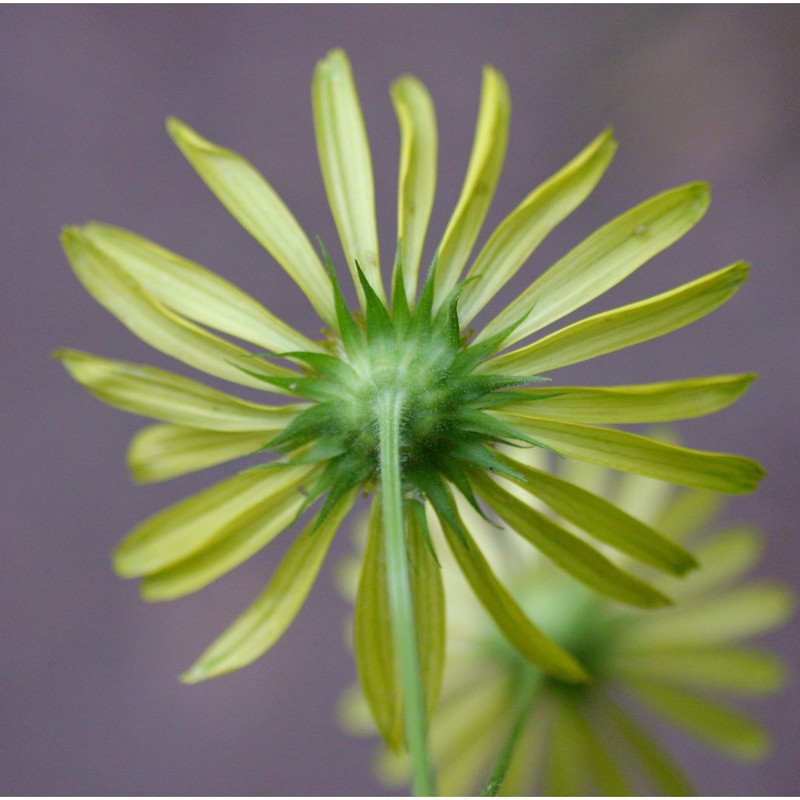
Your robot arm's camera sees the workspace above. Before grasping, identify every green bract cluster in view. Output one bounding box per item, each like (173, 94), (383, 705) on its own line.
(252, 252), (550, 536)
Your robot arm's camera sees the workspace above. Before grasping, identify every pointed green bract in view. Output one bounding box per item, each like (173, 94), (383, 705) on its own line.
(480, 182), (711, 345)
(166, 117), (335, 326)
(182, 490), (356, 683)
(435, 66), (510, 302)
(459, 129), (617, 324)
(127, 425), (272, 483)
(81, 223), (319, 353)
(392, 75), (437, 302)
(56, 350), (304, 431)
(313, 49), (383, 303)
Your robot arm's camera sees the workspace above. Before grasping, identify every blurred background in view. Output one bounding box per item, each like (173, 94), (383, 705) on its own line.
(2, 5), (798, 795)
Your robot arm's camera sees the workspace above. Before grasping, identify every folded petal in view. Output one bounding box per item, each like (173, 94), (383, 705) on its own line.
(56, 350), (304, 430)
(81, 223), (320, 353)
(181, 490), (356, 682)
(140, 489), (307, 601)
(114, 464), (313, 577)
(392, 75), (437, 301)
(434, 66), (510, 303)
(128, 425), (272, 483)
(312, 49), (383, 302)
(62, 228), (294, 392)
(472, 471), (671, 608)
(459, 129), (617, 324)
(495, 374), (755, 424)
(166, 118), (335, 326)
(495, 454), (696, 575)
(436, 506), (589, 682)
(488, 261), (749, 376)
(480, 182), (710, 346)
(623, 678), (770, 760)
(611, 647), (788, 695)
(493, 415), (765, 494)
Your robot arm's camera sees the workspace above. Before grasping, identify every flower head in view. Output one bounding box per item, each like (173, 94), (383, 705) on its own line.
(58, 47), (762, 704)
(340, 446), (793, 795)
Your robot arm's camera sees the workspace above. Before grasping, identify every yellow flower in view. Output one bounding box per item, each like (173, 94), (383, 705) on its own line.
(57, 46), (762, 740)
(341, 446), (793, 795)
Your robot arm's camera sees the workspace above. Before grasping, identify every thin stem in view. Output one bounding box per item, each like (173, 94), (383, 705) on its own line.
(378, 389), (436, 796)
(481, 666), (543, 796)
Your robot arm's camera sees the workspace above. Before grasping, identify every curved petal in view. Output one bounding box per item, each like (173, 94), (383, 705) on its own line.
(140, 489), (307, 601)
(312, 49), (383, 302)
(480, 182), (710, 345)
(459, 129), (617, 324)
(435, 505), (589, 682)
(391, 74), (438, 302)
(82, 223), (320, 353)
(487, 261), (749, 376)
(495, 454), (696, 575)
(56, 350), (304, 431)
(128, 425), (273, 483)
(472, 471), (671, 608)
(624, 678), (770, 760)
(495, 415), (765, 494)
(181, 490), (357, 683)
(62, 228), (295, 392)
(114, 464), (313, 578)
(434, 66), (510, 303)
(166, 117), (335, 326)
(495, 374), (755, 424)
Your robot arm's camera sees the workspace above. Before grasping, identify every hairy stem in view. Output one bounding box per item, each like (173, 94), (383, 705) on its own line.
(378, 389), (436, 796)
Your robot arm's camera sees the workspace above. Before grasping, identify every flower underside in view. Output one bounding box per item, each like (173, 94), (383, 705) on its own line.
(250, 249), (550, 540)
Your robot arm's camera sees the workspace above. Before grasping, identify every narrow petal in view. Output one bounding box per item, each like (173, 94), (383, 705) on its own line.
(493, 415), (765, 494)
(127, 425), (272, 483)
(480, 182), (710, 346)
(434, 66), (510, 303)
(619, 582), (794, 648)
(80, 223), (319, 353)
(488, 261), (750, 376)
(495, 374), (755, 424)
(496, 454), (696, 575)
(436, 507), (589, 682)
(181, 490), (356, 683)
(543, 698), (583, 796)
(665, 526), (762, 600)
(353, 499), (403, 750)
(114, 465), (313, 577)
(391, 75), (437, 301)
(312, 49), (383, 302)
(472, 471), (671, 608)
(624, 678), (770, 760)
(611, 647), (788, 695)
(62, 228), (295, 392)
(140, 489), (306, 601)
(459, 129), (617, 324)
(56, 350), (304, 431)
(166, 117), (335, 326)
(598, 694), (694, 796)
(654, 488), (724, 540)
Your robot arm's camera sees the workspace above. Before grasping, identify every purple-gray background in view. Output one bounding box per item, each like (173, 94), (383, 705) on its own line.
(3, 5), (799, 795)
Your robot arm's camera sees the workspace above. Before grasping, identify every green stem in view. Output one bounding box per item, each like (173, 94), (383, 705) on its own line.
(378, 389), (436, 796)
(481, 666), (543, 796)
